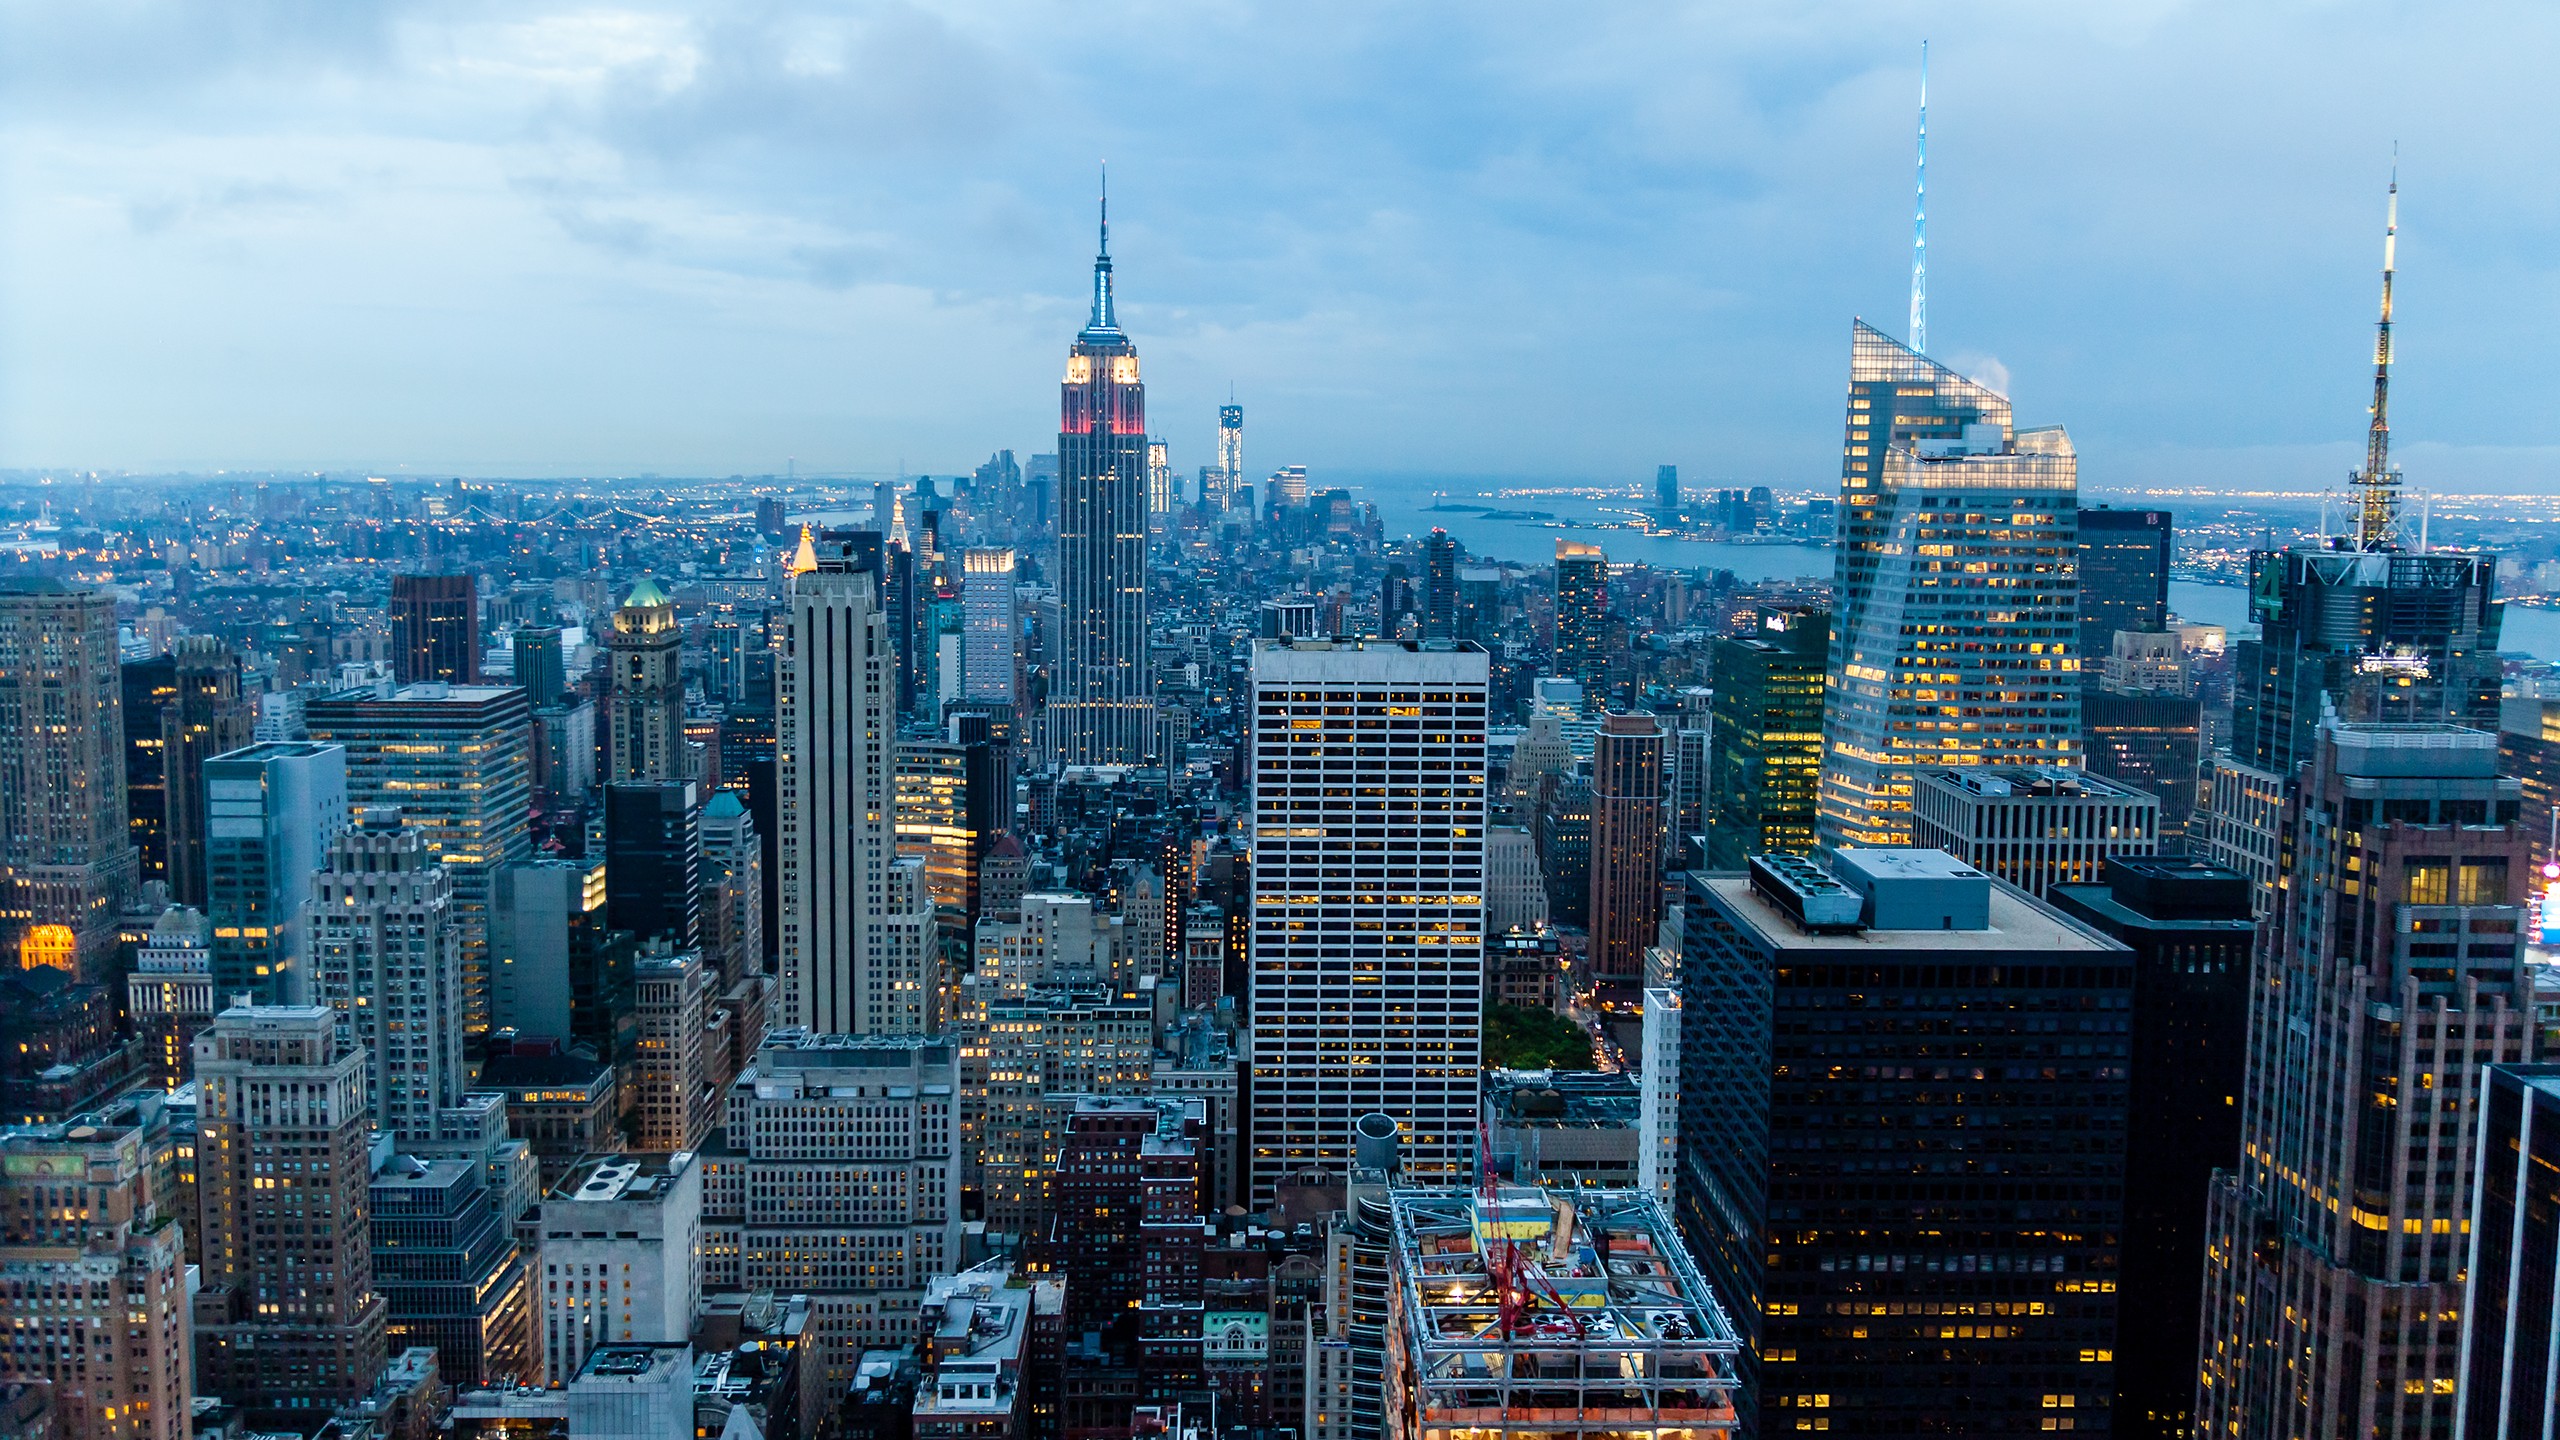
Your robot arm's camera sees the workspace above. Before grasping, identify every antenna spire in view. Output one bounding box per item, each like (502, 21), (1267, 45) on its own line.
(2352, 161), (2400, 550)
(1087, 163), (1119, 334)
(1909, 41), (1928, 354)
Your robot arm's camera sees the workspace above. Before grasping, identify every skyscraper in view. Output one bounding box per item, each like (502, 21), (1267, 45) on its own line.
(0, 578), (137, 975)
(307, 811), (465, 1147)
(1049, 192), (1154, 765)
(1586, 711), (1666, 984)
(1705, 610), (1828, 870)
(390, 572), (480, 685)
(603, 780), (702, 951)
(1819, 321), (2081, 848)
(122, 653), (177, 890)
(777, 529), (934, 1035)
(163, 636), (256, 908)
(203, 740), (348, 1007)
(2198, 720), (2534, 1439)
(606, 576), (688, 782)
(2458, 1063), (2560, 1436)
(1217, 401), (1244, 513)
(1247, 639), (1487, 1206)
(192, 1005), (390, 1414)
(1553, 540), (1609, 713)
(2077, 506), (2172, 655)
(961, 546), (1018, 705)
(1654, 463), (1679, 518)
(1147, 436), (1174, 518)
(1421, 529), (1458, 641)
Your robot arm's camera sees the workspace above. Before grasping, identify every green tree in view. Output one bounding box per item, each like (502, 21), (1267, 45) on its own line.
(1481, 1001), (1595, 1072)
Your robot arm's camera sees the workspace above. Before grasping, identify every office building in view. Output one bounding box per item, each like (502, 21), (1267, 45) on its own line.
(1670, 722), (1710, 863)
(481, 1047), (619, 1188)
(389, 573), (480, 685)
(1654, 462), (1680, 518)
(2199, 722), (2535, 1439)
(129, 905), (214, 1089)
(1049, 198), (1155, 766)
(123, 653), (177, 891)
(606, 577), (689, 782)
(1680, 850), (2133, 1435)
(778, 530), (936, 1036)
(1482, 1067), (1644, 1189)
(491, 857), (634, 1064)
(307, 812), (468, 1147)
(700, 789), (766, 979)
(451, 1342), (695, 1438)
(2077, 506), (2172, 655)
(961, 547), (1019, 705)
(1706, 611), (1827, 870)
(604, 780), (701, 950)
(0, 1101), (195, 1440)
(1908, 765), (2160, 899)
(2202, 755), (2287, 916)
(2082, 685), (2205, 850)
(1483, 825), (1549, 935)
(202, 740), (347, 1008)
(1422, 530), (1458, 641)
(368, 1153), (533, 1387)
(1216, 402), (1245, 512)
(1538, 776), (1593, 931)
(513, 623), (567, 708)
(2049, 857), (2253, 1440)
(162, 636), (257, 907)
(1383, 1186), (1740, 1440)
(1553, 540), (1609, 711)
(1247, 639), (1487, 1206)
(1637, 986), (1680, 1204)
(1587, 712), (1667, 983)
(305, 681), (534, 1033)
(536, 1152), (703, 1384)
(897, 738), (989, 920)
(0, 579), (137, 975)
(2457, 1064), (2560, 1438)
(630, 949), (715, 1151)
(1148, 437), (1175, 517)
(1820, 321), (2081, 848)
(192, 1005), (389, 1414)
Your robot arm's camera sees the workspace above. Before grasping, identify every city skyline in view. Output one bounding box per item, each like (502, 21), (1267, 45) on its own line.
(6, 5), (2560, 494)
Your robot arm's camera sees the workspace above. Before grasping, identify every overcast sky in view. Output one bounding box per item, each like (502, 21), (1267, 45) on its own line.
(2, 1), (2556, 494)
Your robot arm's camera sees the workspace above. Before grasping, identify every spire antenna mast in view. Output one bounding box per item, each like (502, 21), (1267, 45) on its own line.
(2353, 159), (2400, 550)
(1909, 40), (1928, 354)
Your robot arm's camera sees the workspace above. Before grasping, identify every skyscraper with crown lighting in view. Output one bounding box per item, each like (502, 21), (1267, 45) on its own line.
(1049, 189), (1154, 764)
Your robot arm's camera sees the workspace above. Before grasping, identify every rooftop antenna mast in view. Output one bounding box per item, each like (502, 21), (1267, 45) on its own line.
(1909, 41), (1928, 354)
(2353, 160), (2401, 550)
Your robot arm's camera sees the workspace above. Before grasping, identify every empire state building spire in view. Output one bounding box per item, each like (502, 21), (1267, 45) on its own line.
(1084, 166), (1121, 340)
(1052, 178), (1152, 765)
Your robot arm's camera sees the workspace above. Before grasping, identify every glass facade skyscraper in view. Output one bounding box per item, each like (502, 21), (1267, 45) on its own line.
(1554, 539), (1609, 714)
(1049, 200), (1154, 764)
(1705, 610), (1829, 870)
(2077, 505), (2171, 655)
(1819, 320), (2080, 849)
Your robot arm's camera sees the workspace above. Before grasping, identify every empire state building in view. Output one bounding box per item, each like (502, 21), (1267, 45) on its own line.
(1049, 192), (1154, 764)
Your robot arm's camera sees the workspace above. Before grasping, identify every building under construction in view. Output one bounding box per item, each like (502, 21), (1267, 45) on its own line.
(1383, 1186), (1741, 1440)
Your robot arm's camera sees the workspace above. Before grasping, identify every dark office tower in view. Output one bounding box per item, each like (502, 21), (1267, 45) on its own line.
(2458, 1064), (2560, 1437)
(2048, 858), (2254, 1440)
(1554, 540), (1609, 712)
(2198, 721), (2534, 1440)
(604, 781), (701, 950)
(513, 623), (567, 708)
(193, 1004), (389, 1416)
(1822, 321), (2080, 848)
(123, 654), (177, 888)
(164, 636), (255, 907)
(1680, 850), (2133, 1438)
(390, 572), (480, 685)
(1538, 777), (1593, 931)
(2082, 685), (2205, 848)
(1587, 712), (1667, 983)
(1378, 564), (1417, 637)
(1654, 463), (1679, 518)
(1049, 192), (1153, 765)
(0, 579), (136, 977)
(755, 495), (788, 539)
(1421, 529), (1459, 641)
(606, 577), (687, 782)
(2077, 506), (2172, 655)
(1705, 611), (1828, 871)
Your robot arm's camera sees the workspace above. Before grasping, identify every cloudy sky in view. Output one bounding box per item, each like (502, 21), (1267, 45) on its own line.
(2, 1), (2555, 493)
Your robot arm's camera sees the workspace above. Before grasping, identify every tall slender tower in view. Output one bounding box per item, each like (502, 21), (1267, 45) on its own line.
(606, 576), (687, 782)
(164, 636), (256, 908)
(1218, 400), (1245, 512)
(1050, 182), (1154, 764)
(1910, 40), (1928, 353)
(389, 573), (479, 685)
(1553, 540), (1610, 712)
(2354, 172), (2400, 551)
(1586, 712), (1667, 982)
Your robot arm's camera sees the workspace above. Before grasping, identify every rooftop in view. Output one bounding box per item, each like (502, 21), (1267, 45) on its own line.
(1917, 766), (2153, 802)
(1486, 1069), (1641, 1129)
(549, 1151), (696, 1203)
(1700, 871), (2122, 954)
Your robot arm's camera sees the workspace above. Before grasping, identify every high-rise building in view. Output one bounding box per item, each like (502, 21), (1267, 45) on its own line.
(777, 530), (935, 1036)
(1049, 196), (1154, 766)
(604, 780), (701, 951)
(2082, 685), (2205, 850)
(2077, 506), (2172, 656)
(202, 740), (347, 1008)
(536, 1152), (703, 1383)
(1147, 437), (1174, 518)
(390, 573), (480, 685)
(629, 949), (715, 1150)
(1218, 402), (1244, 512)
(513, 623), (567, 708)
(1908, 765), (2160, 899)
(368, 1154), (533, 1388)
(2048, 857), (2254, 1440)
(192, 1005), (390, 1414)
(2457, 1063), (2560, 1436)
(1553, 541), (1609, 712)
(1705, 610), (1828, 870)
(492, 857), (634, 1065)
(606, 577), (689, 782)
(1587, 712), (1667, 984)
(130, 905), (215, 1089)
(1247, 639), (1487, 1206)
(1680, 850), (2132, 1435)
(1637, 987), (1681, 1204)
(1820, 322), (2081, 848)
(0, 578), (137, 975)
(163, 636), (256, 908)
(1421, 530), (1458, 641)
(961, 547), (1019, 705)
(700, 789), (766, 978)
(123, 653), (178, 890)
(1654, 463), (1680, 518)
(307, 811), (466, 1147)
(305, 682), (532, 1033)
(0, 1098), (195, 1440)
(2198, 721), (2535, 1439)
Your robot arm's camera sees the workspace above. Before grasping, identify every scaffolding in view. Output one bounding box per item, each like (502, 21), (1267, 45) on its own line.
(1384, 1186), (1742, 1440)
